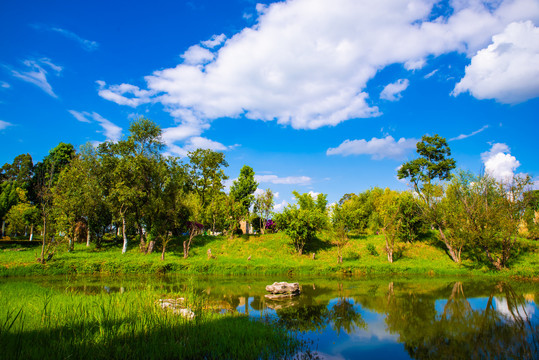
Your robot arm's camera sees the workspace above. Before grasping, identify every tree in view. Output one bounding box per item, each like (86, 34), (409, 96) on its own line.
(523, 190), (539, 239)
(397, 134), (459, 263)
(253, 188), (274, 234)
(183, 193), (203, 259)
(5, 188), (39, 239)
(187, 149), (228, 209)
(446, 172), (532, 270)
(373, 188), (404, 263)
(230, 165), (258, 216)
(331, 203), (353, 263)
(274, 191), (328, 255)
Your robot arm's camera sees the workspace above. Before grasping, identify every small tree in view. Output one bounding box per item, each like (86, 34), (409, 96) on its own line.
(274, 191), (328, 255)
(331, 203), (353, 263)
(253, 188), (274, 234)
(373, 189), (404, 263)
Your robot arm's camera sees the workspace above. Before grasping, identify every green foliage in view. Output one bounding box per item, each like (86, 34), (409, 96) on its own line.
(187, 148), (228, 208)
(274, 191), (328, 254)
(366, 243), (379, 256)
(253, 188), (275, 233)
(230, 165), (258, 215)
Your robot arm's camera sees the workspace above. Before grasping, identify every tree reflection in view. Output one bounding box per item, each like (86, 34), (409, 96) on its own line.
(382, 281), (539, 359)
(328, 297), (366, 336)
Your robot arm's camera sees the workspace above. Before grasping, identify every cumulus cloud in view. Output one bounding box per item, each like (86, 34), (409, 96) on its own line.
(273, 200), (289, 212)
(96, 80), (153, 107)
(380, 79), (410, 101)
(0, 120), (13, 130)
(99, 0), (539, 134)
(453, 21), (539, 103)
(32, 24), (98, 51)
(11, 58), (62, 97)
(201, 34), (226, 48)
(481, 143), (521, 181)
(181, 45), (215, 65)
(327, 136), (417, 160)
(449, 124), (489, 141)
(165, 136), (234, 157)
(255, 174), (312, 185)
(68, 110), (122, 142)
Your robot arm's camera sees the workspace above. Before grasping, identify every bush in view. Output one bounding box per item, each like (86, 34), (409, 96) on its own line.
(367, 243), (379, 256)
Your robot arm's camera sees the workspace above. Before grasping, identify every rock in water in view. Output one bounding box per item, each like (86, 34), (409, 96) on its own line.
(265, 282), (300, 300)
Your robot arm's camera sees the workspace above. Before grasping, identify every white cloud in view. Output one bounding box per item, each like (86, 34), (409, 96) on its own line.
(97, 80), (153, 107)
(0, 120), (13, 130)
(68, 110), (122, 142)
(481, 143), (521, 181)
(380, 79), (410, 101)
(308, 191), (320, 198)
(68, 110), (92, 123)
(273, 200), (288, 212)
(32, 24), (98, 51)
(424, 69), (438, 79)
(453, 21), (539, 103)
(201, 34), (226, 48)
(181, 45), (215, 65)
(165, 136), (234, 157)
(327, 136), (417, 160)
(1, 81), (11, 89)
(100, 0), (539, 132)
(11, 58), (62, 98)
(449, 124), (489, 141)
(255, 174), (312, 185)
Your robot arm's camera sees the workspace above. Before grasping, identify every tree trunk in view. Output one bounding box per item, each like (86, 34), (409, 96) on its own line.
(161, 237), (167, 261)
(382, 228), (393, 263)
(121, 215), (128, 254)
(86, 219), (91, 247)
(29, 224), (34, 241)
(183, 240), (189, 259)
(40, 217), (47, 263)
(438, 227), (460, 263)
(146, 241), (155, 254)
(138, 223), (146, 252)
(1, 220), (5, 238)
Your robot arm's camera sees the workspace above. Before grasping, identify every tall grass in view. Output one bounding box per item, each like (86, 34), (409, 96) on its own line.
(0, 281), (303, 359)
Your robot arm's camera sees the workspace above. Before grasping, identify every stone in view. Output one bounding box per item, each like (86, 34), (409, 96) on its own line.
(265, 282), (300, 297)
(157, 298), (194, 320)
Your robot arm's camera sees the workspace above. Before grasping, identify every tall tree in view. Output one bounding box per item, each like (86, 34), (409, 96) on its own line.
(397, 134), (459, 263)
(187, 149), (228, 209)
(230, 165), (258, 215)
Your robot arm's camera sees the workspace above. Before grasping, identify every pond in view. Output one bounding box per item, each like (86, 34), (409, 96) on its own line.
(2, 275), (538, 359)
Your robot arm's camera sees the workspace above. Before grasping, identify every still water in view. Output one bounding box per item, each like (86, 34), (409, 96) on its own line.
(6, 275), (539, 359)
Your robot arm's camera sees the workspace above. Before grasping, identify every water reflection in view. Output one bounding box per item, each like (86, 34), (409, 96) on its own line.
(26, 276), (539, 359)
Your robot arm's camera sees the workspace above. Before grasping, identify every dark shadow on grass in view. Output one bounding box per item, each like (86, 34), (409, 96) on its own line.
(0, 315), (304, 360)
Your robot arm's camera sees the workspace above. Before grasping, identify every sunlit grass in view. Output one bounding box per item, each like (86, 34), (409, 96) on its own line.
(1, 231), (538, 277)
(0, 280), (301, 359)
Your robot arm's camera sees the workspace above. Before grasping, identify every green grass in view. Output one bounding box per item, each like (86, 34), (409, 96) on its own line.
(0, 280), (303, 360)
(1, 231), (538, 277)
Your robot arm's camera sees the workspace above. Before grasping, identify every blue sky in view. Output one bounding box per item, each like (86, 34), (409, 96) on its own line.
(1, 0), (538, 209)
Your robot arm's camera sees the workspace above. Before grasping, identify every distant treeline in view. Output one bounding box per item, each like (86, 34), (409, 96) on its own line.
(1, 119), (538, 270)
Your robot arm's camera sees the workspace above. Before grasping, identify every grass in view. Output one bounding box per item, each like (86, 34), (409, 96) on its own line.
(0, 280), (305, 360)
(1, 231), (538, 278)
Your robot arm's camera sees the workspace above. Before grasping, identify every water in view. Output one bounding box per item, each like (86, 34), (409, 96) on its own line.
(2, 275), (538, 359)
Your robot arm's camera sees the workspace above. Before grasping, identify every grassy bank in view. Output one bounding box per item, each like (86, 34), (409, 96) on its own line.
(1, 232), (538, 277)
(0, 280), (304, 360)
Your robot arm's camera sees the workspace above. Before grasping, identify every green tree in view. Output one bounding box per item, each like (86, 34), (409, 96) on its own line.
(253, 188), (274, 233)
(230, 165), (258, 216)
(330, 203), (353, 263)
(274, 191), (328, 255)
(187, 149), (228, 209)
(373, 188), (404, 263)
(397, 134), (459, 262)
(446, 172), (532, 270)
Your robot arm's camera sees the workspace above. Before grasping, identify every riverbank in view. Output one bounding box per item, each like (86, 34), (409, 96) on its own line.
(1, 232), (538, 278)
